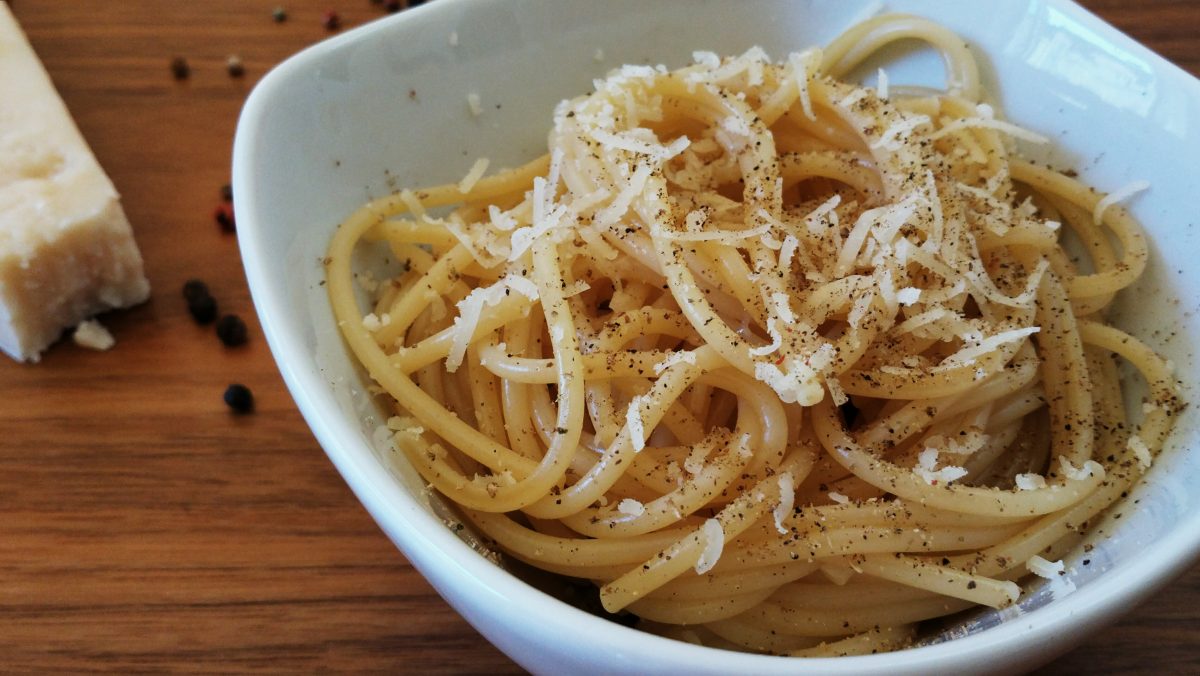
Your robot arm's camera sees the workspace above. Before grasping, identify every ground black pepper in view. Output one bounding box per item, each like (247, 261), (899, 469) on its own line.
(272, 6), (287, 22)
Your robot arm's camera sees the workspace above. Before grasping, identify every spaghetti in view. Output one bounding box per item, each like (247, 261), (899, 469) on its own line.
(326, 14), (1183, 655)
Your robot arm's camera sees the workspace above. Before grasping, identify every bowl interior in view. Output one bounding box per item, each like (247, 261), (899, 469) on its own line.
(234, 0), (1200, 672)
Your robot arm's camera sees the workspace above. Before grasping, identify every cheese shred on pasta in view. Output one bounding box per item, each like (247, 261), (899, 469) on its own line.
(326, 13), (1183, 656)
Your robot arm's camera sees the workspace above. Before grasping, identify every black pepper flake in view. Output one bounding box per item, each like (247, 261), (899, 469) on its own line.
(170, 56), (190, 81)
(223, 384), (255, 414)
(967, 581), (977, 590)
(220, 183), (233, 203)
(272, 6), (288, 22)
(216, 314), (249, 347)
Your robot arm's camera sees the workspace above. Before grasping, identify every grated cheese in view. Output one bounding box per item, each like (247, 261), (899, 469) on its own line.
(1093, 179), (1149, 225)
(1127, 434), (1152, 470)
(1058, 456), (1105, 481)
(653, 349), (698, 375)
(748, 318), (783, 357)
(694, 518), (725, 574)
(773, 472), (795, 534)
(72, 319), (114, 351)
(896, 287), (922, 306)
(828, 491), (850, 505)
(626, 395), (648, 452)
(914, 447), (968, 485)
(1027, 554), (1065, 579)
(467, 92), (483, 117)
(617, 498), (645, 516)
(929, 117), (1049, 145)
(1014, 473), (1047, 491)
(788, 49), (821, 121)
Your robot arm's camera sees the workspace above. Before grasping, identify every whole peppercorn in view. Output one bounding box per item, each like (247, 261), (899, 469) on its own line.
(214, 203), (236, 233)
(226, 55), (245, 78)
(322, 10), (341, 31)
(188, 294), (218, 325)
(182, 279), (210, 304)
(215, 314), (249, 347)
(170, 56), (190, 80)
(223, 384), (255, 414)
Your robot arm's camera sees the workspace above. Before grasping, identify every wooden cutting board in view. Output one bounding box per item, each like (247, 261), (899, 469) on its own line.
(1, 0), (1195, 672)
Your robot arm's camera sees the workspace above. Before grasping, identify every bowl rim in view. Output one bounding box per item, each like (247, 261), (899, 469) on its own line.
(233, 0), (1200, 672)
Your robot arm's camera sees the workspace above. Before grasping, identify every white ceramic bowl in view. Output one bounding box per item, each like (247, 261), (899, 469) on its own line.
(233, 0), (1200, 672)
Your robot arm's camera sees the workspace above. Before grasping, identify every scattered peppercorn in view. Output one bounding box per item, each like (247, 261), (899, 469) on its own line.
(384, 0), (402, 12)
(182, 279), (211, 304)
(223, 384), (255, 414)
(322, 10), (341, 30)
(226, 54), (245, 78)
(215, 314), (249, 347)
(272, 6), (288, 22)
(214, 203), (236, 233)
(220, 183), (233, 203)
(170, 56), (190, 80)
(188, 294), (218, 324)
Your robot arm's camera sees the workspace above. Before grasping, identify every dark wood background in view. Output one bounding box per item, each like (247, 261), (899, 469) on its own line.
(2, 0), (1195, 672)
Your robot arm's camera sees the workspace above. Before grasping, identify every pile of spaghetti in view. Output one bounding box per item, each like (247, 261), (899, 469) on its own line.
(327, 15), (1182, 656)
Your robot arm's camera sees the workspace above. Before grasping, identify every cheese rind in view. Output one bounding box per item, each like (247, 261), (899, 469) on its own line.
(0, 3), (149, 362)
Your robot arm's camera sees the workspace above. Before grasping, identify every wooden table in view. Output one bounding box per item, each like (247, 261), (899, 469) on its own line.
(3, 0), (1196, 672)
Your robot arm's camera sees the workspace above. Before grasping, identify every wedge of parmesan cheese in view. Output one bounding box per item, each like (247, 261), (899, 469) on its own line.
(0, 5), (149, 362)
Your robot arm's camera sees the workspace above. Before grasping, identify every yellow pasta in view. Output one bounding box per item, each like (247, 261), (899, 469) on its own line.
(325, 14), (1183, 655)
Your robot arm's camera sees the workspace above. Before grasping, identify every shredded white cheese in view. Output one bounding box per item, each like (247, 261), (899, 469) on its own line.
(896, 287), (922, 306)
(773, 473), (795, 534)
(466, 92), (483, 117)
(914, 448), (968, 485)
(73, 319), (114, 351)
(929, 117), (1050, 144)
(828, 491), (850, 505)
(1058, 456), (1105, 481)
(626, 395), (648, 452)
(1014, 473), (1047, 491)
(1127, 434), (1153, 470)
(617, 498), (645, 516)
(653, 349), (698, 375)
(748, 318), (783, 357)
(1027, 555), (1066, 579)
(1093, 179), (1149, 225)
(694, 518), (725, 574)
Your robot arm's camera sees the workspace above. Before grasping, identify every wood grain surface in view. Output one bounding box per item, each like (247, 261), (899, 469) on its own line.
(1, 0), (1196, 672)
